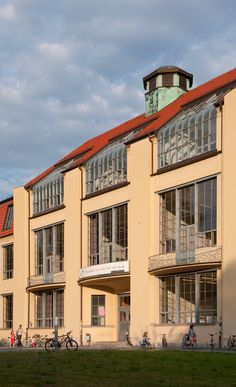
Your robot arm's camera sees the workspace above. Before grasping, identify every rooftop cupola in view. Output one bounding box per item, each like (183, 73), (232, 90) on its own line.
(143, 65), (193, 116)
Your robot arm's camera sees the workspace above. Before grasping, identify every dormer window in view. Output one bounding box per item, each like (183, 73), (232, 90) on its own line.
(33, 174), (64, 215)
(3, 205), (13, 230)
(86, 144), (127, 194)
(157, 101), (217, 169)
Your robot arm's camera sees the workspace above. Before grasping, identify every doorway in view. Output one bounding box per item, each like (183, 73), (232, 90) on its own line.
(118, 294), (130, 341)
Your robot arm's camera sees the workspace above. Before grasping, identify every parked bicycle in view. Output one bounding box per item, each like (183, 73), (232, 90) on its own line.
(45, 330), (78, 352)
(181, 333), (191, 349)
(208, 332), (217, 351)
(227, 335), (236, 348)
(140, 332), (152, 348)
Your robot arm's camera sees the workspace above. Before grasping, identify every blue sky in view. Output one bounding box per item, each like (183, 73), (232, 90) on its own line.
(0, 0), (236, 198)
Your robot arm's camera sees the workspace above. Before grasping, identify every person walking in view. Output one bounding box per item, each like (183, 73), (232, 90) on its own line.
(16, 325), (24, 347)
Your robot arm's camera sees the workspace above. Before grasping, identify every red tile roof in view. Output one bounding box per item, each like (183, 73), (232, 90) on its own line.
(25, 66), (236, 189)
(0, 198), (13, 238)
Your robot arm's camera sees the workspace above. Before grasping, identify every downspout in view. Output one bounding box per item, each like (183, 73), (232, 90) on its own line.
(79, 165), (84, 346)
(148, 134), (155, 175)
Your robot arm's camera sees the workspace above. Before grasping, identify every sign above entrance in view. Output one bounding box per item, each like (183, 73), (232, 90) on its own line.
(80, 261), (129, 279)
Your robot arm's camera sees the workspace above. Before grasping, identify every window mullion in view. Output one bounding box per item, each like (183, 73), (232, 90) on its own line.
(175, 276), (180, 324)
(112, 207), (116, 262)
(195, 273), (200, 324)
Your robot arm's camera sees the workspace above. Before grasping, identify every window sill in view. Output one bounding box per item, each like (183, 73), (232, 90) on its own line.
(83, 181), (130, 200)
(152, 150), (221, 176)
(31, 204), (65, 219)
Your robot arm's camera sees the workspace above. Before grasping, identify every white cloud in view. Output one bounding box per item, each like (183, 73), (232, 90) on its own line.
(1, 0), (236, 197)
(0, 3), (15, 19)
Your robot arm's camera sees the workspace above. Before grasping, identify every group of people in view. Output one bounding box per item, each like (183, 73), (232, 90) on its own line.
(9, 325), (24, 347)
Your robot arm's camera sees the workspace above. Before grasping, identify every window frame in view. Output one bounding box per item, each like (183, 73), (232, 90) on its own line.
(3, 205), (13, 230)
(88, 204), (128, 266)
(3, 244), (14, 279)
(35, 223), (64, 276)
(160, 177), (217, 255)
(91, 295), (105, 326)
(157, 105), (217, 169)
(160, 270), (217, 325)
(85, 144), (127, 194)
(35, 289), (64, 328)
(33, 175), (64, 215)
(3, 294), (13, 329)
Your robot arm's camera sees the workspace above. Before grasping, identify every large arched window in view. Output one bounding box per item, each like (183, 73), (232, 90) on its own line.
(158, 104), (217, 168)
(86, 143), (128, 194)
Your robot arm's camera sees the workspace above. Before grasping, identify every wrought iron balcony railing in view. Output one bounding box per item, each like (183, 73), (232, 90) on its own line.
(148, 246), (222, 272)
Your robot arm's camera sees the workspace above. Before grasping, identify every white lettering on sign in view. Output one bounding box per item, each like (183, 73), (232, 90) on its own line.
(80, 261), (129, 279)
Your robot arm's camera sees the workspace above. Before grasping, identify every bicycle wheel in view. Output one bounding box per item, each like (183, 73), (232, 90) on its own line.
(45, 339), (57, 352)
(66, 339), (78, 351)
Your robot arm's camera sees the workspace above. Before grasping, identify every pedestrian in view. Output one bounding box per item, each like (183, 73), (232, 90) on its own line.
(188, 324), (197, 347)
(16, 324), (23, 347)
(10, 330), (16, 347)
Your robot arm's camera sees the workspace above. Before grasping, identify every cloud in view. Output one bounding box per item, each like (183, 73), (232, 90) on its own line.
(0, 0), (236, 198)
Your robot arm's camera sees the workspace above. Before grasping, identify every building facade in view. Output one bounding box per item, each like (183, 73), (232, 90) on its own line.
(1, 65), (236, 346)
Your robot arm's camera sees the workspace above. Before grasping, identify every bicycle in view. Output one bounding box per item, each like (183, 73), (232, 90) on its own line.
(181, 333), (191, 349)
(140, 332), (152, 348)
(208, 333), (216, 351)
(227, 335), (236, 348)
(45, 330), (78, 352)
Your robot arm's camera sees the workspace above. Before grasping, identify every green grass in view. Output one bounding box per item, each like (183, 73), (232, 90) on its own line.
(1, 349), (236, 386)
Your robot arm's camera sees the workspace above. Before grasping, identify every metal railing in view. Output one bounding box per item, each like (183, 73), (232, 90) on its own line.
(28, 272), (66, 287)
(148, 246), (222, 272)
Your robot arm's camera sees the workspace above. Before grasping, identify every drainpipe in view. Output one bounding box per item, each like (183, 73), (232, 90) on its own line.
(79, 165), (84, 346)
(148, 134), (155, 175)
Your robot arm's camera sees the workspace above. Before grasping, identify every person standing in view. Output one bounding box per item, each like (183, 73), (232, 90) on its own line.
(10, 330), (16, 347)
(16, 325), (23, 347)
(188, 324), (197, 347)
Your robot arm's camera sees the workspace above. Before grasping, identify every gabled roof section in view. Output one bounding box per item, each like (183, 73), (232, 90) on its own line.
(0, 197), (13, 238)
(25, 112), (157, 189)
(25, 66), (236, 189)
(129, 67), (236, 143)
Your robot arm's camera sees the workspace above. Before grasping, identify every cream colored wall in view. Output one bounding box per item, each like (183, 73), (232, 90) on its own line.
(6, 187), (29, 338)
(221, 88), (236, 339)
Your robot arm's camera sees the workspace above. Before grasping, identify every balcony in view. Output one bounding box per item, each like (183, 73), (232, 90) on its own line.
(27, 272), (66, 291)
(148, 246), (222, 275)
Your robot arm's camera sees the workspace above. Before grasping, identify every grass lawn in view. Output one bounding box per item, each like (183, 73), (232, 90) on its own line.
(0, 349), (236, 386)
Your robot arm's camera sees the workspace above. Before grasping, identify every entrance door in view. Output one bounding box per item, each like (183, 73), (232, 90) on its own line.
(118, 294), (130, 341)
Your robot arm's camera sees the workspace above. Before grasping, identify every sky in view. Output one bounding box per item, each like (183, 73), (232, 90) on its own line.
(0, 0), (236, 198)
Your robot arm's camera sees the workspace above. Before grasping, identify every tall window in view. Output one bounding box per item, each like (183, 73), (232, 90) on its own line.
(158, 104), (217, 168)
(88, 204), (128, 265)
(3, 244), (13, 279)
(35, 289), (64, 327)
(35, 223), (64, 275)
(33, 175), (64, 215)
(91, 295), (105, 326)
(3, 294), (13, 328)
(160, 271), (217, 324)
(4, 205), (13, 230)
(86, 145), (127, 194)
(160, 178), (216, 256)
